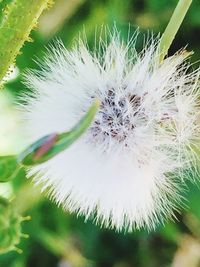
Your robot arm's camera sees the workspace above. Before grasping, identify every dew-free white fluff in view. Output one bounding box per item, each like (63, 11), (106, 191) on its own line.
(21, 30), (200, 231)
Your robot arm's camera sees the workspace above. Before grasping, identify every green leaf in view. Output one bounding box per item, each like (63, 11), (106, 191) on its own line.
(0, 155), (20, 182)
(18, 100), (100, 166)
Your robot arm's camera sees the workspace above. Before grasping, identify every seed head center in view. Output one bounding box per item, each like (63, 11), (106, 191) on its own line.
(89, 89), (142, 146)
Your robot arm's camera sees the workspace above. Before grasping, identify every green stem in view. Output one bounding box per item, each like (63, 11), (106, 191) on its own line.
(159, 0), (192, 62)
(0, 0), (52, 83)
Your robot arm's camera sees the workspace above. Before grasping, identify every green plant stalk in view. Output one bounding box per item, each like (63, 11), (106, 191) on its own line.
(0, 0), (52, 82)
(159, 0), (192, 62)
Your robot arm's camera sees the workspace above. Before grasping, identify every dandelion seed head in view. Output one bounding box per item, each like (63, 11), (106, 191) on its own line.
(20, 28), (200, 231)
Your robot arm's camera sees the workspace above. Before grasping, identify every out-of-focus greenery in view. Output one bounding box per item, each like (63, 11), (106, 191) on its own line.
(0, 0), (200, 266)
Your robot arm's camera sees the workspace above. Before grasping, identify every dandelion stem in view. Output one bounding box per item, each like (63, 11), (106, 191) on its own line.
(159, 0), (192, 62)
(0, 0), (53, 83)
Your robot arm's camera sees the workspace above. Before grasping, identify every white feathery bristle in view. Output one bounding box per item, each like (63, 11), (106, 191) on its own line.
(20, 29), (200, 231)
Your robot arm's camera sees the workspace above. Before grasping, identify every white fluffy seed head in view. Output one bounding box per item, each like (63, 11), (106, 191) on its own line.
(20, 29), (200, 231)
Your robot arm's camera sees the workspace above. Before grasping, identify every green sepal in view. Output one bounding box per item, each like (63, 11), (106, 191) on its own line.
(18, 100), (100, 166)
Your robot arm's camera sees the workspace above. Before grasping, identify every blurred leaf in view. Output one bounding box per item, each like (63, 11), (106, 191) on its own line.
(0, 156), (20, 183)
(159, 222), (181, 243)
(37, 229), (90, 267)
(38, 0), (86, 38)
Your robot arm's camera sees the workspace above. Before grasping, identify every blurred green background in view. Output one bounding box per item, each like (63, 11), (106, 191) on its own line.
(0, 0), (200, 266)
